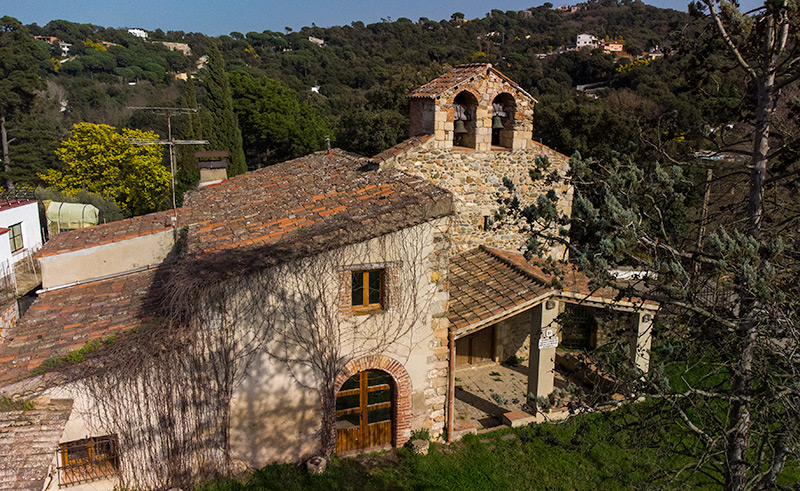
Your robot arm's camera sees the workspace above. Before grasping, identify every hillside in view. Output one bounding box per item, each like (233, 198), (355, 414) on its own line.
(4, 0), (748, 209)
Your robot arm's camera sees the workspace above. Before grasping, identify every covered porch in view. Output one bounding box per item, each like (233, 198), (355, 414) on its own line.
(446, 247), (658, 438)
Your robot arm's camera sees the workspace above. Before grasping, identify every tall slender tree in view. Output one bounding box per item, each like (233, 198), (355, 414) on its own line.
(175, 75), (202, 201)
(0, 16), (46, 189)
(201, 43), (246, 177)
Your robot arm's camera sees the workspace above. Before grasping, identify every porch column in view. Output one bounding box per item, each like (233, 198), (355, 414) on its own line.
(527, 299), (559, 401)
(630, 311), (654, 374)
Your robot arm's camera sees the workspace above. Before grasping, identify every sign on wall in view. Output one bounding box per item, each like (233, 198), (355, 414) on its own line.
(538, 335), (559, 350)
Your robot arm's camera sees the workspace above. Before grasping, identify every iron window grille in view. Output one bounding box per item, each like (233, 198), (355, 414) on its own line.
(57, 435), (119, 487)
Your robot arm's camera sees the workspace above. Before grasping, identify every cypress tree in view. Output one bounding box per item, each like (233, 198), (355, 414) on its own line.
(201, 43), (246, 176)
(175, 75), (201, 202)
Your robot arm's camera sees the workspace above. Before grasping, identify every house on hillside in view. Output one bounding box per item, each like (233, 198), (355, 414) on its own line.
(0, 65), (657, 490)
(576, 33), (599, 48)
(127, 28), (147, 39)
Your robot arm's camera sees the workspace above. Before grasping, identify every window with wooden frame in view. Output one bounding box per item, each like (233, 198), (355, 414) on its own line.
(351, 269), (383, 313)
(58, 435), (119, 486)
(8, 223), (22, 254)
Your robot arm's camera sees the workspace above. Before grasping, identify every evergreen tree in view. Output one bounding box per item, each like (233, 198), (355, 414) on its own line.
(0, 16), (47, 189)
(201, 43), (246, 176)
(175, 75), (201, 202)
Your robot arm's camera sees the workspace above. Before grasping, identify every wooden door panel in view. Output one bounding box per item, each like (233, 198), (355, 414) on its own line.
(455, 325), (495, 366)
(472, 326), (494, 363)
(335, 426), (361, 454)
(455, 337), (470, 366)
(336, 370), (394, 454)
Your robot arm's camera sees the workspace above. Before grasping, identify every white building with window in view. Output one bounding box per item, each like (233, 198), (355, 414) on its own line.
(577, 33), (599, 48)
(0, 200), (42, 270)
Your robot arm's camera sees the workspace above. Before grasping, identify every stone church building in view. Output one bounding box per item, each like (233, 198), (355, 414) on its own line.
(0, 64), (656, 490)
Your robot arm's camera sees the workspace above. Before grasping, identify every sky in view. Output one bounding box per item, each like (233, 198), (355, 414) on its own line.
(3, 0), (766, 37)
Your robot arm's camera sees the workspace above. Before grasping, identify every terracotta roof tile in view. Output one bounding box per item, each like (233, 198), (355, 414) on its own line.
(38, 210), (176, 258)
(180, 149), (452, 255)
(408, 64), (535, 102)
(448, 247), (550, 334)
(373, 134), (434, 162)
(0, 270), (161, 386)
(448, 247), (656, 336)
(0, 199), (36, 213)
(2, 150), (453, 388)
(409, 64), (491, 98)
(0, 398), (73, 490)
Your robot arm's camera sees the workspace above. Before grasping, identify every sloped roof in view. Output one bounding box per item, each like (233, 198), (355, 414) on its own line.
(0, 270), (161, 386)
(448, 246), (657, 337)
(38, 150), (452, 259)
(448, 246), (551, 334)
(180, 149), (452, 254)
(408, 63), (535, 102)
(38, 210), (175, 258)
(0, 398), (73, 490)
(1, 150), (454, 388)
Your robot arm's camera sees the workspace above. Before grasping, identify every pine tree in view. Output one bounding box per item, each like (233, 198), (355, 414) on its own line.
(201, 43), (246, 176)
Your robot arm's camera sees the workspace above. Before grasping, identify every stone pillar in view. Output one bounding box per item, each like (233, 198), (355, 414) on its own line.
(630, 311), (654, 374)
(527, 299), (559, 401)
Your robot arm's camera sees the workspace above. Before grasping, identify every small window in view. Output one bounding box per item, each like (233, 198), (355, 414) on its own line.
(58, 435), (119, 486)
(8, 223), (22, 254)
(351, 269), (383, 312)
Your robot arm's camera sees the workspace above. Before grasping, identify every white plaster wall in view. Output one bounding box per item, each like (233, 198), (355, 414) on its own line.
(230, 218), (449, 467)
(0, 230), (11, 269)
(39, 230), (175, 289)
(0, 202), (42, 264)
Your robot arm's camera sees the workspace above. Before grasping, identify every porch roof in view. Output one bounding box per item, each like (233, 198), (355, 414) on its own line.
(448, 246), (657, 338)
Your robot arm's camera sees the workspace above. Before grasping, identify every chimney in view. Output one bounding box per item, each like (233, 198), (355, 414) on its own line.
(196, 151), (229, 187)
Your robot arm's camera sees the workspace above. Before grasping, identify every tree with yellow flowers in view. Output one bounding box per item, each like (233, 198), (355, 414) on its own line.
(41, 123), (171, 216)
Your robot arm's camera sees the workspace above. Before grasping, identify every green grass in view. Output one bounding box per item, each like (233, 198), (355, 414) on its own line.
(197, 405), (736, 491)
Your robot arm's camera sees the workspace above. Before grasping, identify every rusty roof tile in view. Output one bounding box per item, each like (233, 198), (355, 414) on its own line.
(0, 398), (73, 490)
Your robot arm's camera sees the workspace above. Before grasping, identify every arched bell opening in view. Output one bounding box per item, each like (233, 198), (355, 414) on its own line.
(452, 91), (478, 149)
(491, 93), (517, 149)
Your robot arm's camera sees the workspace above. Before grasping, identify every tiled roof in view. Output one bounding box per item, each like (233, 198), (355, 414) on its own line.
(448, 246), (657, 336)
(409, 64), (490, 98)
(0, 270), (161, 386)
(38, 210), (175, 258)
(1, 150), (453, 388)
(180, 149), (452, 255)
(408, 63), (534, 101)
(0, 398), (73, 490)
(448, 247), (551, 333)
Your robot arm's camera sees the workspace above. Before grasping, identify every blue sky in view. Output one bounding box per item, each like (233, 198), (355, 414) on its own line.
(4, 1), (765, 37)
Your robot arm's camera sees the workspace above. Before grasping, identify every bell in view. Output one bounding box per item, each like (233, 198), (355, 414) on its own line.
(492, 115), (504, 129)
(454, 119), (468, 134)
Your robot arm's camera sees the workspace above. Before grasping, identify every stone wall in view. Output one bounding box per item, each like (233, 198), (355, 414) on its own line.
(0, 299), (18, 345)
(382, 139), (573, 257)
(496, 310), (532, 363)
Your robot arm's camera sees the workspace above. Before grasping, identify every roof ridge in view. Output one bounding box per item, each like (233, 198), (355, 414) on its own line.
(480, 245), (552, 287)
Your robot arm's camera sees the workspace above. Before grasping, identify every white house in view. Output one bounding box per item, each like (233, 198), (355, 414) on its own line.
(0, 199), (42, 270)
(127, 28), (148, 39)
(576, 33), (599, 48)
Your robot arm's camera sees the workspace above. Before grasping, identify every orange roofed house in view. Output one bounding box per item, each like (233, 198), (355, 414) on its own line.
(0, 65), (657, 490)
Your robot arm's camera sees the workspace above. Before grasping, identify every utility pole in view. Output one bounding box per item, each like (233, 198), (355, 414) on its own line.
(126, 106), (208, 231)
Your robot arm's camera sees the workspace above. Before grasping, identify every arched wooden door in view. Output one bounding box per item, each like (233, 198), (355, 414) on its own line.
(335, 369), (393, 454)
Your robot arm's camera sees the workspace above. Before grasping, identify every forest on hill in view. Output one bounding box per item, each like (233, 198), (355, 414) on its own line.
(0, 0), (773, 215)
